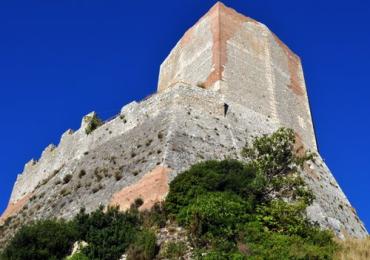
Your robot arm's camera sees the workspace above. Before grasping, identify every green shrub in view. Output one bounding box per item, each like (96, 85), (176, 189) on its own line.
(2, 207), (143, 260)
(241, 221), (337, 259)
(161, 241), (187, 259)
(126, 230), (157, 260)
(177, 192), (249, 245)
(76, 206), (140, 260)
(141, 202), (167, 229)
(85, 115), (103, 135)
(2, 219), (78, 260)
(254, 199), (312, 236)
(241, 128), (315, 204)
(67, 252), (89, 260)
(165, 160), (262, 216)
(164, 128), (336, 258)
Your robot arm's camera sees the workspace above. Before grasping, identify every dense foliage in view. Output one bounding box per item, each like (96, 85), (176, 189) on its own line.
(165, 128), (337, 258)
(1, 219), (78, 260)
(75, 206), (140, 260)
(126, 230), (158, 260)
(1, 206), (141, 260)
(1, 128), (339, 259)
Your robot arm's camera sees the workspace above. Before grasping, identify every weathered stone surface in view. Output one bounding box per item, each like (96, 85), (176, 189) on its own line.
(0, 2), (367, 247)
(158, 2), (317, 151)
(0, 193), (33, 225)
(110, 166), (171, 211)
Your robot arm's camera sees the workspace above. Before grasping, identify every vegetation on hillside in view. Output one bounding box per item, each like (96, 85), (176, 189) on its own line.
(334, 237), (370, 260)
(0, 219), (77, 259)
(1, 128), (358, 259)
(165, 128), (336, 258)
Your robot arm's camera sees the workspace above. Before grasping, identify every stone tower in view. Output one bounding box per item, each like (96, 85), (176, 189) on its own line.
(159, 2), (317, 150)
(0, 2), (367, 246)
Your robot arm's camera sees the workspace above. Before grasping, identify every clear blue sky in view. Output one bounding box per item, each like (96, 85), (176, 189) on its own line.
(0, 0), (369, 230)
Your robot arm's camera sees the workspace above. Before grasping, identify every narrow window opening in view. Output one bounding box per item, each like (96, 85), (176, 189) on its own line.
(224, 103), (229, 116)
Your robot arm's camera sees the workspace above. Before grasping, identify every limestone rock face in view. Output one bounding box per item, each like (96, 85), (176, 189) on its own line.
(0, 2), (367, 246)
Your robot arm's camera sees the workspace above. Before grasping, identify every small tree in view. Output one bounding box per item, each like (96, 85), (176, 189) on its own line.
(241, 128), (315, 203)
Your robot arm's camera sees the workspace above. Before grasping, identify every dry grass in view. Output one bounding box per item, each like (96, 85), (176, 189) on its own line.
(334, 237), (370, 260)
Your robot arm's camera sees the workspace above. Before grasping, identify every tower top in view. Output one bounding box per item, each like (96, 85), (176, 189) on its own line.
(158, 1), (298, 91)
(158, 2), (317, 150)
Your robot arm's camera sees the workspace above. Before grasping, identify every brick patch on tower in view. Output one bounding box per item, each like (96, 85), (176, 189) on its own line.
(109, 166), (171, 211)
(0, 193), (33, 224)
(204, 3), (258, 88)
(272, 33), (305, 96)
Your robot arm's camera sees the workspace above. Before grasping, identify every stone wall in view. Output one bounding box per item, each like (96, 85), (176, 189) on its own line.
(157, 2), (317, 150)
(2, 85), (367, 243)
(1, 2), (367, 247)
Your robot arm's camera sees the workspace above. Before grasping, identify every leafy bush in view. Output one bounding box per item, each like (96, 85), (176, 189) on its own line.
(76, 206), (140, 260)
(141, 202), (167, 229)
(2, 219), (78, 260)
(241, 128), (315, 204)
(241, 221), (337, 259)
(164, 127), (336, 258)
(84, 114), (103, 135)
(165, 160), (262, 216)
(126, 230), (157, 260)
(161, 241), (187, 259)
(1, 206), (141, 260)
(177, 192), (249, 246)
(254, 199), (313, 236)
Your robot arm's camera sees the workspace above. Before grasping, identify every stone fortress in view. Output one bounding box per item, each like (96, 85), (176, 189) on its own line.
(0, 2), (367, 245)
